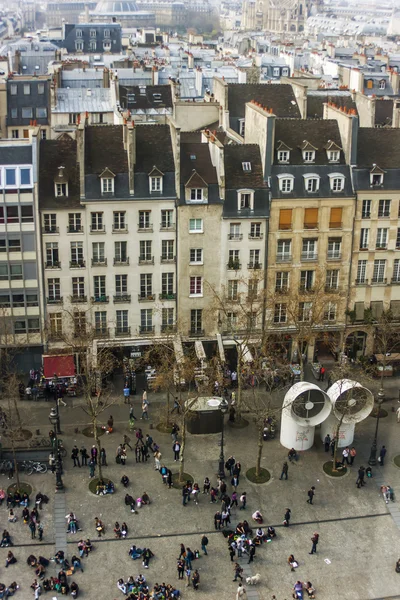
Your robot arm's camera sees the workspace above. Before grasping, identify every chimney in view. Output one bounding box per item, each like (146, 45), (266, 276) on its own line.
(392, 100), (400, 128)
(50, 82), (57, 109)
(195, 67), (202, 97)
(152, 66), (159, 85)
(390, 70), (399, 95)
(127, 121), (136, 195)
(103, 68), (110, 88)
(188, 53), (194, 69)
(76, 122), (86, 200)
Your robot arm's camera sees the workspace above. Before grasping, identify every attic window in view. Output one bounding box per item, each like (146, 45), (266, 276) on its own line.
(55, 183), (68, 197)
(153, 93), (162, 103)
(379, 80), (386, 90)
(238, 189), (254, 210)
(190, 155), (196, 160)
(278, 150), (289, 163)
(303, 150), (315, 163)
(327, 150), (339, 163)
(127, 93), (136, 104)
(101, 178), (114, 194)
(190, 189), (203, 202)
(371, 173), (383, 186)
(242, 162), (251, 172)
(139, 86), (146, 96)
(238, 118), (245, 137)
(150, 176), (162, 193)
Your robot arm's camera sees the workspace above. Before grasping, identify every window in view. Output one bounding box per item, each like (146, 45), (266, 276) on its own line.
(26, 294), (38, 307)
(140, 309), (153, 332)
(10, 265), (22, 280)
(278, 175), (294, 193)
(324, 303), (337, 321)
(327, 238), (341, 260)
(150, 177), (162, 192)
(239, 191), (253, 210)
(104, 28), (110, 38)
(95, 311), (107, 334)
(114, 241), (128, 263)
(227, 312), (237, 329)
(70, 241), (84, 266)
(69, 113), (79, 125)
(89, 41), (97, 51)
(378, 199), (391, 218)
(6, 206), (18, 223)
(11, 130), (19, 139)
(229, 223), (241, 239)
(189, 276), (202, 296)
(49, 313), (62, 337)
(0, 240), (5, 252)
(21, 206), (33, 222)
(101, 178), (114, 194)
(139, 211), (151, 230)
(189, 218), (203, 233)
(190, 248), (203, 264)
(161, 240), (174, 261)
(75, 41), (84, 51)
(139, 240), (152, 262)
(140, 273), (153, 298)
(190, 309), (203, 334)
(0, 294), (11, 307)
(227, 280), (238, 301)
(103, 41), (111, 51)
(277, 150), (289, 163)
(68, 213), (82, 233)
(5, 169), (16, 187)
(238, 119), (245, 136)
(76, 29), (83, 37)
(302, 238), (317, 260)
(113, 211), (126, 231)
(326, 270), (339, 290)
(303, 150), (315, 163)
(190, 188), (203, 202)
(12, 294), (24, 307)
(46, 242), (59, 267)
(274, 303), (287, 323)
(116, 310), (129, 334)
(300, 270), (314, 291)
(393, 259), (400, 283)
(376, 228), (388, 249)
(23, 84), (31, 95)
(48, 278), (61, 301)
(327, 150), (339, 163)
(115, 274), (128, 295)
(72, 277), (85, 298)
(93, 275), (106, 299)
(36, 107), (47, 119)
(329, 207), (342, 228)
(55, 183), (67, 197)
(249, 249), (261, 268)
(0, 265), (8, 280)
(379, 80), (386, 90)
(277, 239), (291, 261)
(161, 210), (173, 229)
(362, 200), (371, 218)
(161, 308), (174, 329)
(356, 260), (367, 284)
(21, 108), (33, 119)
(279, 209), (292, 230)
(228, 249), (240, 268)
(91, 212), (104, 232)
(360, 228), (369, 250)
(91, 113), (104, 125)
(10, 84), (17, 95)
(397, 228), (400, 250)
(276, 271), (289, 292)
(250, 223), (261, 238)
(14, 320), (26, 334)
(92, 242), (105, 264)
(11, 108), (17, 119)
(161, 273), (174, 296)
(329, 175), (345, 192)
(299, 301), (312, 322)
(305, 177), (319, 193)
(90, 28), (97, 37)
(242, 162), (251, 172)
(304, 208), (318, 229)
(8, 239), (21, 252)
(372, 259), (386, 283)
(38, 83), (45, 95)
(248, 279), (258, 299)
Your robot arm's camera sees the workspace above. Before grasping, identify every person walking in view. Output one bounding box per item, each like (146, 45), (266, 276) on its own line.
(239, 492), (247, 510)
(350, 447), (357, 465)
(192, 569), (200, 591)
(154, 450), (162, 471)
(71, 446), (80, 468)
(356, 465), (365, 488)
(233, 563), (243, 582)
(342, 446), (350, 465)
(177, 559), (185, 580)
(214, 511), (222, 530)
(38, 522), (44, 541)
(185, 566), (191, 588)
(100, 448), (107, 466)
(236, 583), (246, 600)
(182, 485), (189, 506)
(142, 388), (148, 405)
(319, 366), (325, 381)
(324, 434), (331, 452)
(171, 397), (181, 414)
(29, 519), (36, 539)
(49, 452), (56, 474)
(123, 385), (130, 404)
(248, 544), (256, 564)
(309, 532), (319, 554)
(379, 446), (387, 466)
(307, 486), (315, 505)
(280, 461), (289, 480)
(80, 446), (88, 466)
(173, 441), (181, 462)
(88, 458), (96, 478)
(90, 445), (98, 464)
(201, 534), (208, 555)
(284, 508), (291, 527)
(330, 437), (336, 457)
(229, 543), (236, 562)
(141, 401), (149, 420)
(171, 423), (179, 442)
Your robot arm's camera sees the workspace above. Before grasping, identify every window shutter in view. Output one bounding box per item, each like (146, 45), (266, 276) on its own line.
(355, 302), (365, 321)
(329, 207), (342, 228)
(279, 209), (292, 230)
(371, 301), (383, 320)
(390, 300), (400, 318)
(304, 208), (318, 229)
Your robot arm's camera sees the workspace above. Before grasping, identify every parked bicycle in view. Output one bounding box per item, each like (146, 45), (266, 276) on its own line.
(18, 461), (47, 475)
(29, 437), (52, 449)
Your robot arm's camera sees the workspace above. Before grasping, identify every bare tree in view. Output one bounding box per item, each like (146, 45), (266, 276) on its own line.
(365, 309), (400, 399)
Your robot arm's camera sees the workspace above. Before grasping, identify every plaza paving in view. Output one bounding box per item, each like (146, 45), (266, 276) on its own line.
(0, 385), (399, 600)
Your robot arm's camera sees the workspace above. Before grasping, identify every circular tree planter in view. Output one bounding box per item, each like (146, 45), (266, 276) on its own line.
(3, 429), (32, 441)
(171, 472), (194, 488)
(323, 461), (348, 478)
(88, 477), (114, 495)
(393, 455), (400, 469)
(370, 408), (388, 419)
(82, 426), (105, 438)
(156, 422), (172, 434)
(246, 467), (271, 484)
(7, 482), (33, 496)
(228, 418), (249, 429)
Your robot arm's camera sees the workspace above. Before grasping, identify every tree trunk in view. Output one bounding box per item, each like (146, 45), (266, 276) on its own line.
(178, 412), (186, 484)
(332, 414), (344, 472)
(256, 424), (263, 477)
(166, 389), (170, 426)
(236, 357), (243, 421)
(11, 394), (22, 434)
(10, 436), (20, 492)
(92, 414), (103, 481)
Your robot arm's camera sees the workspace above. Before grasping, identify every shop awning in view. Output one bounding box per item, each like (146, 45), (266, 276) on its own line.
(43, 355), (75, 378)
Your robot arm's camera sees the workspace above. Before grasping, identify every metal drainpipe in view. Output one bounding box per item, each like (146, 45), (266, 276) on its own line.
(261, 188), (271, 338)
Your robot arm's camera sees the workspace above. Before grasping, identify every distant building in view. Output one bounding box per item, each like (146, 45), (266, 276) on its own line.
(6, 76), (51, 141)
(46, 2), (97, 27)
(55, 23), (123, 55)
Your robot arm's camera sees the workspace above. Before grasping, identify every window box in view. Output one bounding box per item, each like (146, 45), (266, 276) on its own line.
(70, 261), (85, 268)
(115, 326), (131, 337)
(139, 325), (155, 335)
(114, 295), (131, 303)
(91, 259), (107, 266)
(248, 262), (262, 270)
(138, 257), (154, 265)
(248, 232), (263, 240)
(43, 226), (59, 234)
(355, 278), (368, 285)
(138, 294), (155, 302)
(227, 260), (241, 270)
(46, 261), (61, 269)
(228, 233), (243, 240)
(159, 293), (176, 300)
(47, 296), (63, 304)
(113, 258), (130, 266)
(91, 296), (109, 303)
(160, 255), (176, 263)
(70, 295), (87, 303)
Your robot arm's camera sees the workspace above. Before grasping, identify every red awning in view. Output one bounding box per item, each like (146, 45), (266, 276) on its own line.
(43, 355), (75, 378)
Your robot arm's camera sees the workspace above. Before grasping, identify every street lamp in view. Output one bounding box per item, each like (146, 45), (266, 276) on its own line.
(208, 397), (229, 479)
(368, 388), (385, 466)
(49, 407), (64, 490)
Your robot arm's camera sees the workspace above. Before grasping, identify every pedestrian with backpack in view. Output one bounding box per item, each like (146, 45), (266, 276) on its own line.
(201, 534), (208, 555)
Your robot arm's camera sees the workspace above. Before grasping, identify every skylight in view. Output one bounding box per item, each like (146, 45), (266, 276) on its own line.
(242, 162), (252, 172)
(190, 155), (196, 160)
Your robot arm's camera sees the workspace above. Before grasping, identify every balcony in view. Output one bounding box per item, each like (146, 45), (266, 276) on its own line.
(138, 224), (153, 233)
(248, 233), (263, 240)
(361, 213), (371, 219)
(325, 286), (339, 293)
(188, 329), (205, 337)
(94, 327), (109, 338)
(355, 278), (368, 286)
(248, 262), (262, 270)
(47, 296), (63, 305)
(115, 326), (131, 337)
(371, 278), (387, 285)
(90, 225), (106, 233)
(67, 225), (83, 233)
(139, 257), (154, 265)
(138, 294), (155, 302)
(160, 255), (176, 264)
(161, 324), (176, 333)
(91, 295), (109, 303)
(113, 257), (130, 266)
(301, 253), (318, 262)
(42, 226), (59, 234)
(375, 244), (387, 250)
(327, 253), (341, 261)
(70, 260), (85, 269)
(139, 325), (155, 335)
(46, 261), (61, 269)
(227, 261), (241, 270)
(228, 233), (243, 240)
(113, 294), (131, 304)
(112, 225), (128, 233)
(276, 254), (292, 263)
(70, 295), (87, 303)
(160, 222), (175, 231)
(299, 286), (314, 294)
(91, 258), (107, 267)
(159, 293), (176, 300)
(275, 287), (288, 294)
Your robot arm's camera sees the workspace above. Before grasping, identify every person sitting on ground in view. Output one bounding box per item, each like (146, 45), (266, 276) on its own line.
(71, 555), (83, 573)
(35, 563), (45, 579)
(235, 522), (245, 535)
(95, 480), (106, 496)
(129, 545), (143, 560)
(13, 493), (21, 507)
(121, 475), (129, 488)
(105, 480), (114, 494)
(255, 527), (265, 543)
(267, 525), (276, 539)
(94, 517), (104, 537)
(5, 581), (18, 596)
(66, 512), (78, 534)
(142, 491), (150, 505)
(288, 448), (298, 462)
(6, 494), (14, 509)
(396, 558), (400, 573)
(27, 554), (37, 567)
(20, 493), (29, 507)
(121, 522), (128, 538)
(0, 530), (12, 547)
(125, 494), (136, 512)
(5, 550), (17, 568)
(70, 581), (79, 598)
(305, 581), (316, 598)
(8, 509), (17, 523)
(381, 485), (390, 504)
(288, 554), (298, 571)
(117, 578), (127, 594)
(252, 510), (263, 524)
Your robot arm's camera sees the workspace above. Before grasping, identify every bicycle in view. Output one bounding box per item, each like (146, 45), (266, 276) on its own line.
(29, 438), (52, 449)
(26, 462), (47, 475)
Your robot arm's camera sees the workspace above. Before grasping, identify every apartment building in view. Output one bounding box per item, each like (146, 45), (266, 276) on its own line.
(39, 123), (177, 352)
(0, 135), (44, 371)
(6, 76), (51, 141)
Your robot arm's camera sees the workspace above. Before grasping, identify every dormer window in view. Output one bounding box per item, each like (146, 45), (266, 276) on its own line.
(379, 79), (386, 90)
(76, 29), (82, 38)
(153, 93), (162, 103)
(242, 162), (251, 172)
(370, 165), (385, 187)
(238, 119), (245, 136)
(148, 166), (164, 194)
(303, 150), (315, 163)
(278, 151), (289, 163)
(55, 183), (67, 197)
(185, 170), (207, 204)
(55, 166), (68, 197)
(238, 189), (255, 210)
(191, 189), (203, 201)
(303, 174), (320, 193)
(104, 29), (110, 38)
(99, 168), (115, 196)
(90, 29), (97, 38)
(328, 173), (345, 193)
(277, 174), (294, 193)
(327, 150), (339, 163)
